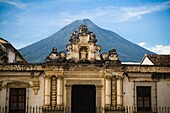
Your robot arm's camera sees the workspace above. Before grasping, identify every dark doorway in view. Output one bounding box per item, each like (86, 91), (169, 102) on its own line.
(9, 88), (26, 113)
(71, 85), (96, 113)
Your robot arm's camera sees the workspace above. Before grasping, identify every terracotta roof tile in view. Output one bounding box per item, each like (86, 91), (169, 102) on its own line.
(146, 54), (170, 66)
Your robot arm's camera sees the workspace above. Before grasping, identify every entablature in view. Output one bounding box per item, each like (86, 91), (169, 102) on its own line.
(0, 63), (44, 71)
(123, 65), (170, 73)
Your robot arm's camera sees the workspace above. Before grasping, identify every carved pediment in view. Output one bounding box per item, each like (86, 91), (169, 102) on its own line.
(45, 25), (121, 65)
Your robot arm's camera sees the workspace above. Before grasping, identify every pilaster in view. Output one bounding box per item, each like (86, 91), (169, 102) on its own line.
(116, 76), (123, 106)
(57, 75), (63, 106)
(96, 85), (102, 107)
(44, 76), (51, 106)
(105, 75), (112, 106)
(65, 84), (72, 111)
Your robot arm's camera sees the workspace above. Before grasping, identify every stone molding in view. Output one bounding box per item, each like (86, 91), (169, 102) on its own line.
(0, 64), (170, 73)
(124, 65), (170, 73)
(51, 76), (57, 107)
(0, 64), (44, 71)
(95, 84), (103, 89)
(4, 81), (31, 88)
(105, 75), (113, 80)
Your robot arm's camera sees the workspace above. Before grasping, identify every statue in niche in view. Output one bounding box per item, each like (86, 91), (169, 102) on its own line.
(79, 47), (88, 60)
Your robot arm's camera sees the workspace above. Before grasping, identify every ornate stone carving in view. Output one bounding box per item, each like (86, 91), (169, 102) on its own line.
(32, 78), (40, 95)
(46, 48), (66, 63)
(0, 64), (43, 71)
(111, 77), (117, 106)
(5, 81), (30, 88)
(45, 25), (121, 66)
(50, 48), (59, 60)
(66, 44), (72, 52)
(124, 65), (170, 73)
(101, 53), (108, 60)
(51, 76), (57, 107)
(79, 47), (88, 60)
(105, 75), (113, 80)
(108, 49), (119, 61)
(46, 47), (59, 61)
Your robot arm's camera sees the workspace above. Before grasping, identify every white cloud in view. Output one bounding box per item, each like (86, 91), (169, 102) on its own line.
(138, 42), (170, 54)
(2, 1), (170, 28)
(138, 42), (146, 47)
(123, 1), (170, 21)
(0, 0), (27, 10)
(1, 0), (170, 48)
(54, 1), (170, 24)
(148, 45), (170, 54)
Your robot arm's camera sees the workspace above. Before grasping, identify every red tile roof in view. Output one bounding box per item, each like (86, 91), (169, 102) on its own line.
(145, 54), (170, 66)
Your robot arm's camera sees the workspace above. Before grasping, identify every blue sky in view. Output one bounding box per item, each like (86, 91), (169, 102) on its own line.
(0, 0), (170, 54)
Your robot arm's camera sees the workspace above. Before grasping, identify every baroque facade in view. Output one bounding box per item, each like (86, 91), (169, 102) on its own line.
(0, 25), (170, 113)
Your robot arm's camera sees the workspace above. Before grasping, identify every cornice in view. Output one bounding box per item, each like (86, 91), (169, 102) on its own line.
(0, 63), (44, 71)
(123, 65), (170, 73)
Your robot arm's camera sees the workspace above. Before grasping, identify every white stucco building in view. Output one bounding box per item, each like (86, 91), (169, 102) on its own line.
(0, 25), (170, 113)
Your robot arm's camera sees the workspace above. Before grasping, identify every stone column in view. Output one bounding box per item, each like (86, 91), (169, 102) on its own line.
(44, 76), (50, 105)
(105, 75), (112, 106)
(57, 76), (63, 106)
(116, 76), (123, 106)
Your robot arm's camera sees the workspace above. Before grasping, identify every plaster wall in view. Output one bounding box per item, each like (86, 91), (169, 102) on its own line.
(141, 57), (153, 65)
(123, 76), (134, 107)
(123, 73), (157, 108)
(0, 88), (6, 106)
(157, 80), (170, 107)
(29, 76), (44, 107)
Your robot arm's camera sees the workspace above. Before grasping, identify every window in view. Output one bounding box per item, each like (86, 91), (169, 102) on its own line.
(137, 86), (151, 111)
